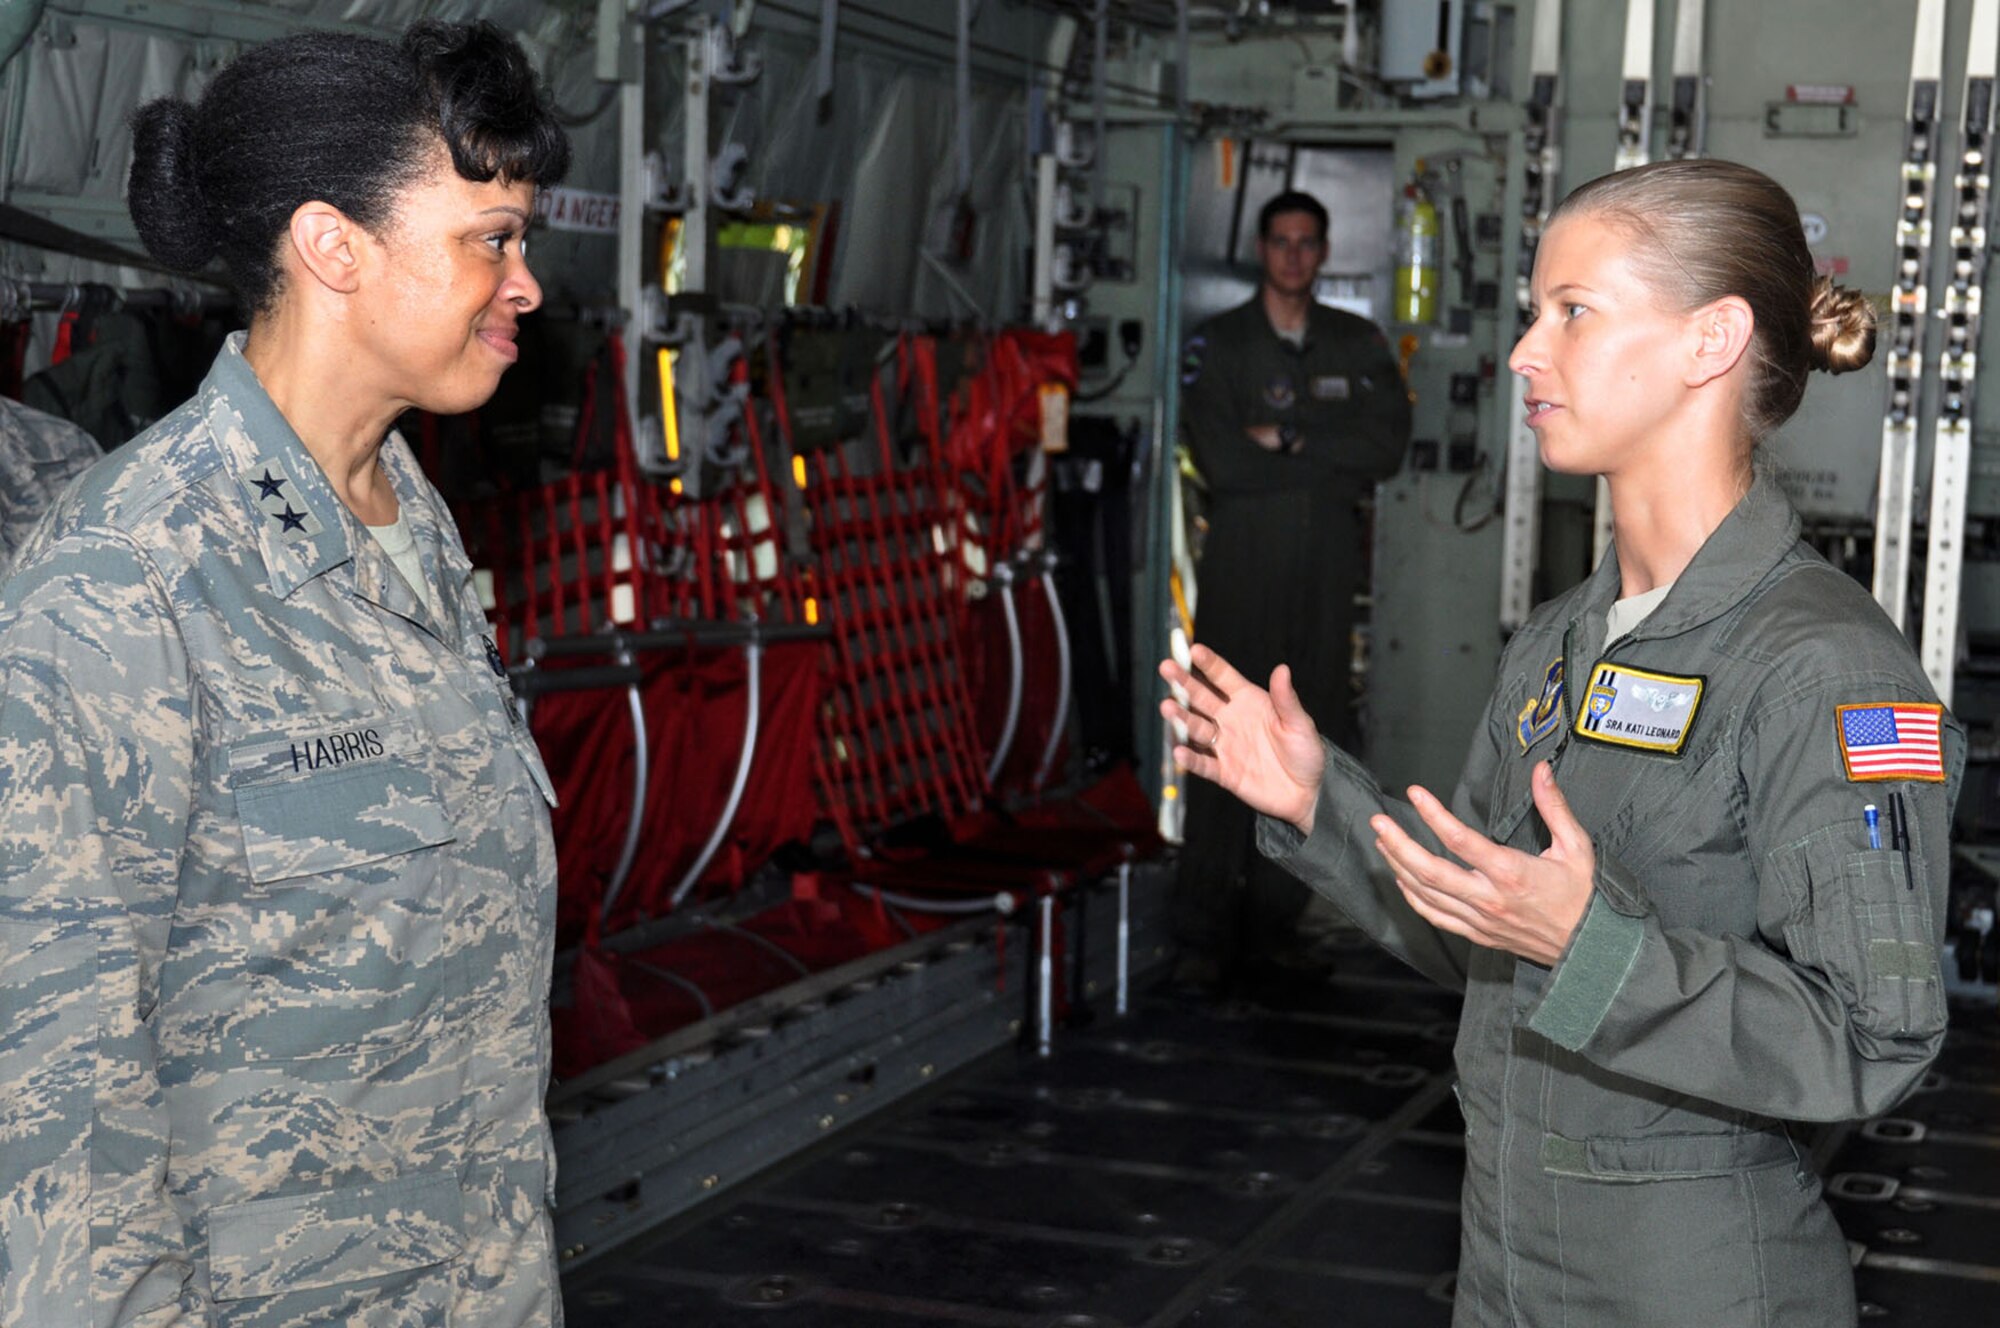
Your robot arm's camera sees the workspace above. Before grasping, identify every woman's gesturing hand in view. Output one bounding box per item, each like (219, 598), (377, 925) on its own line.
(1158, 644), (1327, 834)
(1369, 761), (1595, 966)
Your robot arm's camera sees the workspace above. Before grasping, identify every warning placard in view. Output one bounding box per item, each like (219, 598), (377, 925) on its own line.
(534, 188), (621, 235)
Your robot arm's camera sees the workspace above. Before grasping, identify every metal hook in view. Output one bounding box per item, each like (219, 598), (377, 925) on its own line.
(0, 276), (29, 324)
(709, 23), (762, 84)
(710, 142), (755, 212)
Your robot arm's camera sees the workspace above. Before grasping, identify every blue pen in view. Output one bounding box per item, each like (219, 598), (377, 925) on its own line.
(1864, 803), (1881, 850)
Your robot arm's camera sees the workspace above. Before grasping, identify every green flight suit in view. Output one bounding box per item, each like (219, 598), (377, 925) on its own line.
(1176, 295), (1410, 961)
(1260, 476), (1961, 1326)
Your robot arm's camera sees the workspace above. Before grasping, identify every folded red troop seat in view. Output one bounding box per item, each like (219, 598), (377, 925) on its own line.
(768, 328), (1159, 914)
(453, 328), (868, 1073)
(554, 884), (915, 1081)
(522, 633), (825, 949)
(475, 322), (1160, 1076)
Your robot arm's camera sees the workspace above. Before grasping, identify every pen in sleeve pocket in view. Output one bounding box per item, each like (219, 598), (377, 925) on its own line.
(1890, 792), (1915, 891)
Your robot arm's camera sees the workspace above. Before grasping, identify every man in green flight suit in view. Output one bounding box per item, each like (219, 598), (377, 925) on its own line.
(1174, 189), (1412, 987)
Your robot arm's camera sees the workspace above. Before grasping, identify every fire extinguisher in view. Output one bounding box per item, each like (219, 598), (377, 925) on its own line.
(1393, 172), (1439, 326)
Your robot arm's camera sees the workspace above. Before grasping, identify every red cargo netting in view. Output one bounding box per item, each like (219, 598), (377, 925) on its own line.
(462, 333), (657, 659)
(768, 331), (990, 844)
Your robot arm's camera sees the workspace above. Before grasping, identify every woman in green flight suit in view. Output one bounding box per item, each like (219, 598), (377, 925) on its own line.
(1162, 158), (1960, 1326)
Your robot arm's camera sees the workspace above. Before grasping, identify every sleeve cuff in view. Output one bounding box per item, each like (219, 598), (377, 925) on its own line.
(1255, 810), (1308, 858)
(1254, 739), (1354, 882)
(1525, 888), (1647, 1052)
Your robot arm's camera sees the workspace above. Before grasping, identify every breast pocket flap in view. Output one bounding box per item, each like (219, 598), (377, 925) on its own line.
(207, 1170), (465, 1302)
(230, 725), (455, 883)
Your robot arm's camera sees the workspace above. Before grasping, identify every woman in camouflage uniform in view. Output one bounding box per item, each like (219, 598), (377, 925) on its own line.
(1162, 159), (1959, 1326)
(1, 21), (570, 1327)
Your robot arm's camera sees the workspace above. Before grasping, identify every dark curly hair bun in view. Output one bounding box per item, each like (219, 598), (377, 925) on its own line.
(127, 97), (218, 273)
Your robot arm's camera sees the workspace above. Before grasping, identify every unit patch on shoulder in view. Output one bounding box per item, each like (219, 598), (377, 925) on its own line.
(1835, 702), (1946, 782)
(1516, 656), (1565, 753)
(1573, 661), (1705, 756)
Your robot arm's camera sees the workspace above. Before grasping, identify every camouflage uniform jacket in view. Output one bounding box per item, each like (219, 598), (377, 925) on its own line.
(1260, 476), (1962, 1326)
(0, 334), (563, 1327)
(1, 394), (102, 580)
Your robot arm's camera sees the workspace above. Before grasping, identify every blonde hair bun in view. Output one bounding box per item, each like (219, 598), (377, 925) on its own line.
(1809, 277), (1876, 375)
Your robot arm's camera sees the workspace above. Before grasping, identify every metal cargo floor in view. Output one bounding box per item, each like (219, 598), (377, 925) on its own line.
(561, 944), (2000, 1326)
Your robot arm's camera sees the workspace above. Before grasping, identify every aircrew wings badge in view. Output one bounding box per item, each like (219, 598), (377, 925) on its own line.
(1835, 702), (1946, 782)
(1516, 657), (1565, 753)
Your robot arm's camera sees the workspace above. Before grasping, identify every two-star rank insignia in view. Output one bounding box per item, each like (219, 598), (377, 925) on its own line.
(240, 458), (323, 541)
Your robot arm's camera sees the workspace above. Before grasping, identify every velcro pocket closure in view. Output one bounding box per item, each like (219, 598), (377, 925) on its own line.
(207, 1171), (465, 1303)
(228, 720), (455, 883)
(1541, 1127), (1795, 1181)
(1780, 826), (1945, 1049)
(1826, 850), (1943, 1043)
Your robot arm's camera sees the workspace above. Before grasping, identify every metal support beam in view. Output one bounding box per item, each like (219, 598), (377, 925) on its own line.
(1613, 0), (1656, 170)
(1500, 0), (1564, 632)
(1267, 104), (1525, 138)
(815, 0), (837, 103)
(1142, 121), (1189, 811)
(1174, 0), (1189, 120)
(614, 14), (646, 470)
(1091, 0), (1107, 224)
(1875, 0), (1949, 630)
(955, 0), (973, 198)
(682, 17), (713, 294)
(1496, 128), (1537, 632)
(48, 0), (380, 42)
(1037, 895), (1056, 1058)
(1918, 0), (2000, 702)
(1032, 152), (1058, 329)
(1665, 0), (1707, 160)
(1116, 861), (1131, 1016)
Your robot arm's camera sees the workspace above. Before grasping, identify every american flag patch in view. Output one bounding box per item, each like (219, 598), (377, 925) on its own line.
(1836, 703), (1946, 782)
